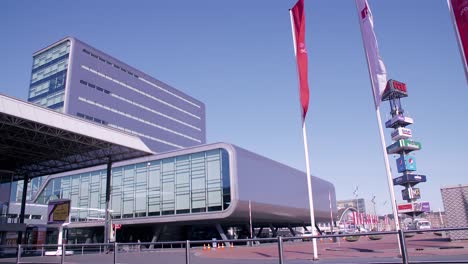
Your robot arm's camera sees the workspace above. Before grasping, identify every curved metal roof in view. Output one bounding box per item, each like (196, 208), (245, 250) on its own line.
(0, 94), (153, 181)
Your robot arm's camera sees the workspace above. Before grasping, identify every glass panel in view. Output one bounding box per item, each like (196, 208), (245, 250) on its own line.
(32, 148), (232, 220)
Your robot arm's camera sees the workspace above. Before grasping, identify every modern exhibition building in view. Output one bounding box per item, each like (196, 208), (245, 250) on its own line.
(2, 37), (336, 245)
(8, 143), (336, 243)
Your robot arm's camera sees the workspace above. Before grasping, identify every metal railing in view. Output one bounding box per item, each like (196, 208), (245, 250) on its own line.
(4, 226), (468, 264)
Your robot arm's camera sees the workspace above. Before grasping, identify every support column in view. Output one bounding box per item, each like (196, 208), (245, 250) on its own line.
(104, 159), (112, 244)
(288, 226), (296, 237)
(17, 174), (29, 245)
(149, 225), (163, 249)
(215, 224), (230, 247)
(269, 225), (278, 237)
(256, 227), (264, 238)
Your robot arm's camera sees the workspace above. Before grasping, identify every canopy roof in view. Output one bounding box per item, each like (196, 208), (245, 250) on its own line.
(0, 94), (153, 182)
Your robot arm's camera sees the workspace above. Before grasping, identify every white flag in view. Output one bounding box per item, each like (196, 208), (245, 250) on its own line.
(356, 0), (387, 108)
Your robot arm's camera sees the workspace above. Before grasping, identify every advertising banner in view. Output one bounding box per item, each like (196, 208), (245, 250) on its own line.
(387, 139), (421, 154)
(291, 0), (310, 122)
(381, 79), (408, 101)
(413, 201), (430, 212)
(397, 203), (413, 213)
(393, 174), (427, 186)
(47, 199), (71, 224)
(396, 155), (417, 173)
(401, 187), (421, 200)
(449, 0), (468, 78)
(385, 115), (414, 129)
(391, 127), (412, 141)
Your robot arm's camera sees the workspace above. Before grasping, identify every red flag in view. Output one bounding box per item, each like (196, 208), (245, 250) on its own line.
(449, 0), (468, 79)
(291, 0), (310, 122)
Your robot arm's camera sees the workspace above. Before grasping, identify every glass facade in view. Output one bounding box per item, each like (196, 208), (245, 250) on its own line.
(35, 148), (231, 222)
(28, 40), (70, 112)
(14, 176), (47, 202)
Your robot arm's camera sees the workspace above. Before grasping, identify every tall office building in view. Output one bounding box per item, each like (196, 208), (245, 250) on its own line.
(28, 37), (206, 153)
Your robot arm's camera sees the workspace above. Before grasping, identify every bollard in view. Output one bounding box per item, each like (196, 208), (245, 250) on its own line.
(16, 244), (21, 264)
(185, 240), (190, 264)
(114, 242), (117, 264)
(277, 236), (284, 264)
(61, 244), (65, 264)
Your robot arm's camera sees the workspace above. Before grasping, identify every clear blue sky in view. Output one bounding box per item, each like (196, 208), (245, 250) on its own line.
(1, 0), (467, 215)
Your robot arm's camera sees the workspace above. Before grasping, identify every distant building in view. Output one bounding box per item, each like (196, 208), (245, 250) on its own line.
(441, 184), (468, 240)
(337, 198), (367, 214)
(28, 37), (206, 153)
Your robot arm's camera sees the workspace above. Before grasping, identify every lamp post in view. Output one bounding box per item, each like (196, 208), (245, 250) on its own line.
(353, 186), (359, 229)
(371, 196), (376, 230)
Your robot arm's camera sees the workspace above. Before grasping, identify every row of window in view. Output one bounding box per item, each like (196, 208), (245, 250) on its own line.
(81, 48), (201, 109)
(82, 48), (140, 78)
(78, 79), (200, 131)
(80, 80), (201, 131)
(31, 90), (64, 109)
(31, 59), (68, 84)
(78, 96), (201, 143)
(108, 123), (184, 149)
(4, 214), (42, 220)
(79, 80), (110, 94)
(81, 65), (201, 120)
(33, 41), (70, 69)
(76, 112), (108, 125)
(29, 71), (67, 99)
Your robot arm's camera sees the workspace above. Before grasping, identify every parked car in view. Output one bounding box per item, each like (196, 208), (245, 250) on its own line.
(415, 220), (431, 230)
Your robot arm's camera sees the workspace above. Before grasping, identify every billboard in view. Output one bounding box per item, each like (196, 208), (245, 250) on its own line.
(397, 203), (413, 213)
(385, 115), (414, 129)
(397, 201), (430, 214)
(401, 187), (421, 200)
(381, 79), (408, 101)
(47, 199), (71, 224)
(414, 201), (430, 213)
(396, 155), (417, 173)
(386, 139), (422, 154)
(393, 174), (426, 186)
(391, 127), (412, 141)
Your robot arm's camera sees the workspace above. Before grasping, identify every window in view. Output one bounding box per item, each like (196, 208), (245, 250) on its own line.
(34, 149), (231, 221)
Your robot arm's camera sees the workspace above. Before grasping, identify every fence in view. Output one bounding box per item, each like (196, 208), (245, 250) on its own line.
(2, 227), (467, 264)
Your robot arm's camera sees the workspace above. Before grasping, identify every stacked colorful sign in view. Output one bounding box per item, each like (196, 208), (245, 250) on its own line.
(381, 80), (429, 217)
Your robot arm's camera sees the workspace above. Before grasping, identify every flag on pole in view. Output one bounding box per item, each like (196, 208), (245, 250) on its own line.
(356, 0), (388, 108)
(291, 0), (310, 121)
(448, 0), (468, 80)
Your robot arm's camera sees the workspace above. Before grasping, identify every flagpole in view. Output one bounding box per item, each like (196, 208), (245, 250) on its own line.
(447, 0), (468, 82)
(289, 8), (318, 261)
(354, 0), (403, 256)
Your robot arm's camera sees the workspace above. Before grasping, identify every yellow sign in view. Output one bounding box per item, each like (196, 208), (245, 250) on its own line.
(52, 203), (70, 222)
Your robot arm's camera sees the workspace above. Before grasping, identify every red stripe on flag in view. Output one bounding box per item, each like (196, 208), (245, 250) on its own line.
(291, 0), (310, 121)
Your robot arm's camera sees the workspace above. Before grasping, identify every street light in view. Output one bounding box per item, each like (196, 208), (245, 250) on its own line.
(353, 186), (359, 230)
